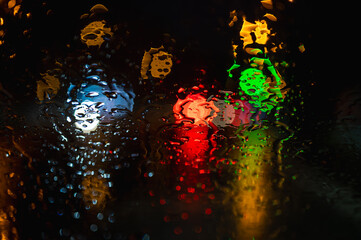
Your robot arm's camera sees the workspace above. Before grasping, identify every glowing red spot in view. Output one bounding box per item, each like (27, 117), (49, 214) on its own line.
(208, 193), (215, 200)
(174, 226), (183, 235)
(205, 208), (212, 215)
(178, 87), (185, 93)
(178, 193), (186, 200)
(109, 150), (113, 154)
(175, 185), (181, 191)
(187, 187), (195, 193)
(160, 199), (166, 205)
(164, 215), (170, 222)
(181, 212), (189, 220)
(173, 93), (219, 126)
(149, 190), (155, 197)
(179, 177), (184, 182)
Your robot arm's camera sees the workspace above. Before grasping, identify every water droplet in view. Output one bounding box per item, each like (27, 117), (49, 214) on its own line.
(108, 214), (115, 223)
(90, 224), (98, 232)
(73, 212), (80, 219)
(142, 234), (150, 240)
(86, 91), (100, 97)
(97, 213), (104, 220)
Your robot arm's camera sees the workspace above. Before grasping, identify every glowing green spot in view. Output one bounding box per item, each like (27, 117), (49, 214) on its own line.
(280, 61), (289, 67)
(227, 63), (241, 78)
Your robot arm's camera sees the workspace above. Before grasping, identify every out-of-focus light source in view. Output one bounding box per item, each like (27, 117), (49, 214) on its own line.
(173, 91), (265, 129)
(80, 20), (113, 48)
(173, 93), (219, 126)
(72, 83), (135, 133)
(74, 101), (100, 134)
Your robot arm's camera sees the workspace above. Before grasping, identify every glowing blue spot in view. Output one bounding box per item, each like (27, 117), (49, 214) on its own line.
(73, 212), (80, 219)
(108, 214), (115, 223)
(97, 213), (104, 220)
(86, 75), (101, 81)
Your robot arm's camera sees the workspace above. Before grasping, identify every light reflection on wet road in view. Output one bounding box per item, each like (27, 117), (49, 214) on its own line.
(1, 104), (361, 239)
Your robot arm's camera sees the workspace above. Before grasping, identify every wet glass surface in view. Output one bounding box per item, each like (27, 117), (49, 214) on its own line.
(0, 0), (360, 239)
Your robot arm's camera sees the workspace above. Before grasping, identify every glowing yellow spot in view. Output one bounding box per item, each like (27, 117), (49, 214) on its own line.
(298, 44), (305, 53)
(13, 5), (20, 16)
(80, 14), (89, 20)
(229, 10), (238, 27)
(261, 0), (273, 9)
(263, 13), (277, 21)
(141, 46), (173, 79)
(150, 51), (173, 79)
(240, 18), (257, 49)
(0, 18), (4, 26)
(7, 0), (16, 9)
(232, 44), (238, 58)
(253, 20), (271, 45)
(82, 175), (110, 210)
(80, 20), (113, 48)
(90, 4), (109, 13)
(270, 46), (277, 52)
(240, 18), (272, 49)
(36, 72), (60, 101)
(227, 128), (276, 239)
(245, 47), (263, 56)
